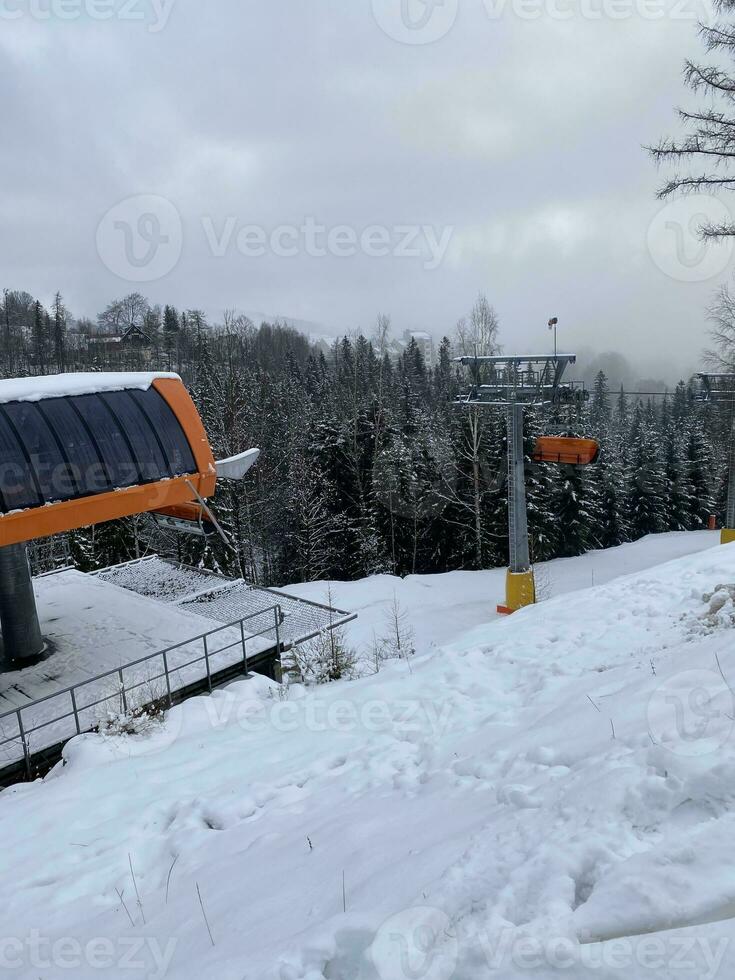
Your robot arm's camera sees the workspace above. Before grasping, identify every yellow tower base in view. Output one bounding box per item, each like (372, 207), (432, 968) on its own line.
(497, 568), (536, 615)
(722, 528), (735, 545)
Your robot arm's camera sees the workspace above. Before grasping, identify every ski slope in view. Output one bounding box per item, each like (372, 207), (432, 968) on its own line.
(284, 530), (718, 657)
(2, 532), (735, 978)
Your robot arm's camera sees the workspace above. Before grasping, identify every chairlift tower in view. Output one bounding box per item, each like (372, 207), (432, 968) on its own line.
(692, 373), (735, 544)
(455, 353), (588, 613)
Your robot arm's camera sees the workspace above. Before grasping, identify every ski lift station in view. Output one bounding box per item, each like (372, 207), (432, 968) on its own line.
(0, 373), (355, 784)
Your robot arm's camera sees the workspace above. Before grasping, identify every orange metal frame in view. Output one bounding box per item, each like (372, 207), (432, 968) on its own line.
(0, 378), (217, 549)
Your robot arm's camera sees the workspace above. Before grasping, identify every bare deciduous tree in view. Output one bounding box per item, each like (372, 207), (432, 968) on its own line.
(649, 2), (735, 237)
(98, 293), (150, 334)
(455, 293), (501, 356)
(706, 283), (735, 370)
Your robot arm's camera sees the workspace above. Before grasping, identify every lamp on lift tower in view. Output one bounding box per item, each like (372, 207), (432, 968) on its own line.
(548, 317), (559, 358)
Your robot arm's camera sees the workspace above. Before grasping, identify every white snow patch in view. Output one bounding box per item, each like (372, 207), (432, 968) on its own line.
(0, 371), (180, 404)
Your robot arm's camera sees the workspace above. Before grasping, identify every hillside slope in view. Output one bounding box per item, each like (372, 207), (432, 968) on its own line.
(284, 530), (717, 656)
(1, 534), (735, 978)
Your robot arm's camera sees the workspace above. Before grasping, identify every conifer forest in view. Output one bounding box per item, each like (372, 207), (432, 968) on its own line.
(1, 287), (726, 586)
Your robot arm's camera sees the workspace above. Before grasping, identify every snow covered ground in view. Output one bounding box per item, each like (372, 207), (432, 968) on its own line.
(2, 532), (735, 978)
(283, 530), (718, 658)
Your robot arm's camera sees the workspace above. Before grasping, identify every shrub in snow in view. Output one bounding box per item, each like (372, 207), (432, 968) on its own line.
(378, 591), (416, 662)
(94, 674), (169, 737)
(98, 708), (162, 739)
(266, 679), (292, 702)
(285, 628), (357, 686)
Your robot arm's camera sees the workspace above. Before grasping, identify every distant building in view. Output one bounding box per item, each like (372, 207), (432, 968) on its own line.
(86, 325), (156, 363)
(386, 330), (436, 367)
(404, 331), (435, 367)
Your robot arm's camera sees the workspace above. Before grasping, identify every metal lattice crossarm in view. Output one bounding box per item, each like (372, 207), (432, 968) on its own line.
(453, 353), (587, 407)
(692, 373), (735, 404)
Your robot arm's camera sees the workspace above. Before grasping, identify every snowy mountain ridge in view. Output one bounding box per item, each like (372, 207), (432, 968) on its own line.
(2, 535), (735, 978)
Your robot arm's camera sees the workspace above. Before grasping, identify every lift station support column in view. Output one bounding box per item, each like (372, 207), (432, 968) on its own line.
(500, 402), (536, 614)
(0, 544), (45, 666)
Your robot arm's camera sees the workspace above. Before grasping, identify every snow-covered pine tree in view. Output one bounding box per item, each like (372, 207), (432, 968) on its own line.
(684, 418), (715, 528)
(660, 396), (690, 531)
(552, 462), (597, 558)
(283, 446), (342, 582)
(626, 403), (667, 539)
(594, 454), (628, 548)
(525, 411), (559, 562)
(589, 371), (611, 438)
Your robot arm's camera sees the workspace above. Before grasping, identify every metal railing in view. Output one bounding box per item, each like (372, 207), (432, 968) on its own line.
(0, 604), (283, 779)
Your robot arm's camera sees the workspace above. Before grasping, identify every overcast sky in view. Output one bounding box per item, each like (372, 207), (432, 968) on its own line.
(1, 0), (733, 378)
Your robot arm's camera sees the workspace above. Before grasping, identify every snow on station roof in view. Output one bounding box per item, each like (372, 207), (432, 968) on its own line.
(0, 372), (181, 405)
(0, 372), (200, 528)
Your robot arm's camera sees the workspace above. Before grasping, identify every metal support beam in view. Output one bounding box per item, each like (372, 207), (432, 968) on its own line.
(507, 403), (531, 574)
(454, 353), (586, 408)
(727, 414), (735, 531)
(0, 544), (45, 666)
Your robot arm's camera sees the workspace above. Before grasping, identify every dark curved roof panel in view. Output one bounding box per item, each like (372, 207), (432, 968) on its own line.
(0, 373), (217, 548)
(0, 387), (198, 515)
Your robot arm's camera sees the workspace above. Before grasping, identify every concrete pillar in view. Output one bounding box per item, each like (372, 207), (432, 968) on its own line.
(0, 543), (45, 666)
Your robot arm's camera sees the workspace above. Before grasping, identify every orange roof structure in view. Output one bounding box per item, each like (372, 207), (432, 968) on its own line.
(0, 373), (217, 548)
